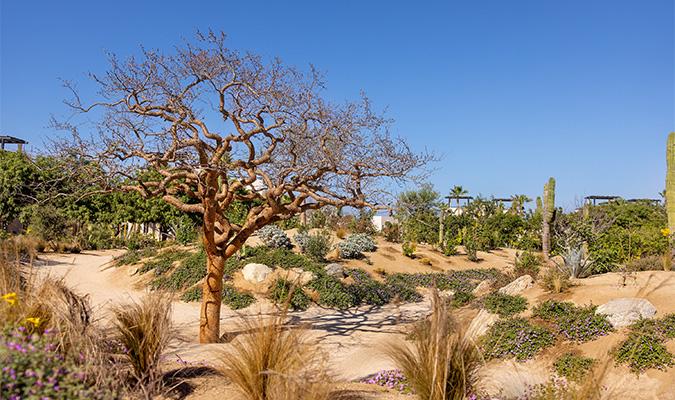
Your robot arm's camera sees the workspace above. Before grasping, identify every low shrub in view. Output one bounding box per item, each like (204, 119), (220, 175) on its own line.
(533, 300), (613, 342)
(482, 292), (528, 317)
(258, 225), (292, 249)
(418, 257), (432, 266)
(150, 248), (206, 291)
(449, 291), (474, 308)
(180, 286), (202, 302)
(614, 332), (674, 373)
(307, 274), (355, 309)
(115, 247), (158, 266)
(481, 318), (555, 361)
(180, 285), (256, 310)
(269, 278), (311, 311)
(513, 251), (542, 278)
(553, 353), (595, 382)
(402, 241), (416, 258)
(624, 255), (663, 272)
(137, 249), (190, 275)
(385, 269), (504, 294)
(346, 269), (392, 306)
(465, 240), (479, 262)
(382, 222), (401, 243)
(338, 233), (376, 260)
(295, 230), (333, 262)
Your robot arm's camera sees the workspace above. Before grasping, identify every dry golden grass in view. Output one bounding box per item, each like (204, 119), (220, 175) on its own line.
(112, 292), (174, 395)
(384, 290), (481, 400)
(219, 309), (330, 400)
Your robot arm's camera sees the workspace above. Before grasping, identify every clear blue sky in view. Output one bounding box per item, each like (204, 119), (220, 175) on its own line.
(1, 0), (673, 209)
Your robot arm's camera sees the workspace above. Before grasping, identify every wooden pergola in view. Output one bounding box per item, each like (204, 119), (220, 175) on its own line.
(584, 195), (621, 206)
(0, 135), (27, 152)
(445, 195), (473, 206)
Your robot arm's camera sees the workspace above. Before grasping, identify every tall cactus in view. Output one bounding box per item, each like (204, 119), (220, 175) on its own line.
(542, 177), (556, 260)
(667, 133), (675, 234)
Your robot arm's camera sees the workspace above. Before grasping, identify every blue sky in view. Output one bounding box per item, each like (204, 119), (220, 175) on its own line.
(1, 0), (673, 209)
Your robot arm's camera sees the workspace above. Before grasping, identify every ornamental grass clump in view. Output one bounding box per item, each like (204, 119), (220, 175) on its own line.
(481, 318), (555, 361)
(384, 290), (481, 400)
(219, 310), (330, 400)
(112, 292), (174, 395)
(532, 300), (613, 342)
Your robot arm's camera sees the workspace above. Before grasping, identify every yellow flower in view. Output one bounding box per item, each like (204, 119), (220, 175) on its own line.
(662, 228), (671, 237)
(1, 292), (17, 306)
(25, 317), (41, 327)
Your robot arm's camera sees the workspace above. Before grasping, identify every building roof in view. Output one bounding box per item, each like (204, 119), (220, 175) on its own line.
(0, 135), (28, 145)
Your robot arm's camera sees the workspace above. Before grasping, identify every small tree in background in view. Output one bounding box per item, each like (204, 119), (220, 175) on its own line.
(56, 31), (429, 343)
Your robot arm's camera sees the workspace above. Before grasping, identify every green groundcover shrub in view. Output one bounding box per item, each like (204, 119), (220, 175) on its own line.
(553, 353), (595, 382)
(482, 292), (528, 317)
(532, 300), (613, 342)
(481, 318), (555, 361)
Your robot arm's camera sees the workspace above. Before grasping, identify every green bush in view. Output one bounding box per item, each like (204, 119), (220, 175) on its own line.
(402, 241), (416, 258)
(114, 247), (158, 266)
(449, 290), (474, 308)
(150, 248), (206, 291)
(532, 300), (613, 342)
(338, 233), (376, 259)
(295, 230), (332, 262)
(553, 353), (595, 382)
(180, 286), (202, 302)
(481, 318), (555, 361)
(482, 292), (527, 317)
(137, 249), (190, 275)
(85, 224), (118, 250)
(269, 278), (311, 311)
(222, 284), (256, 310)
(308, 274), (356, 309)
(513, 251), (542, 278)
(382, 221), (401, 243)
(614, 333), (674, 373)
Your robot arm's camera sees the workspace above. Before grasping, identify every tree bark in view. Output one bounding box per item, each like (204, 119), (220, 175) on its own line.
(199, 250), (225, 343)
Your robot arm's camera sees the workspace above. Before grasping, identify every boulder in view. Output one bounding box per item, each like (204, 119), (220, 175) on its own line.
(242, 263), (273, 284)
(472, 280), (492, 296)
(596, 298), (657, 328)
(467, 309), (500, 339)
(324, 263), (345, 278)
(498, 275), (534, 296)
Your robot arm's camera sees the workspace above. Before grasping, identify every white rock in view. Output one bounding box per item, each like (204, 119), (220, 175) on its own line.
(324, 263), (345, 278)
(242, 263), (273, 284)
(472, 280), (492, 296)
(467, 309), (500, 339)
(498, 275), (534, 296)
(596, 298), (657, 328)
(287, 268), (316, 285)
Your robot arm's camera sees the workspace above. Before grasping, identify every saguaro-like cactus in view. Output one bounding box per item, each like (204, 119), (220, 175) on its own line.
(542, 177), (556, 260)
(667, 133), (675, 234)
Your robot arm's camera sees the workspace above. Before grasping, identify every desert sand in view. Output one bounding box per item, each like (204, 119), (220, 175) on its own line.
(36, 239), (675, 399)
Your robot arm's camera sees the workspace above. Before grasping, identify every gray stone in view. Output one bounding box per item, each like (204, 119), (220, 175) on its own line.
(596, 298), (657, 327)
(242, 263), (273, 284)
(324, 263), (345, 278)
(498, 275), (534, 296)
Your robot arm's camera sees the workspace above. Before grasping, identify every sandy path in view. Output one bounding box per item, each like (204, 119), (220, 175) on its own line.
(36, 250), (427, 381)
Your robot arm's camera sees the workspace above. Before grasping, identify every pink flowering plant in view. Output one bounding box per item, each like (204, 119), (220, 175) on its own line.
(361, 369), (413, 393)
(0, 326), (116, 399)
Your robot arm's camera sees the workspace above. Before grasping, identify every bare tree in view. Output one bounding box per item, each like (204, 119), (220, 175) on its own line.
(55, 31), (430, 343)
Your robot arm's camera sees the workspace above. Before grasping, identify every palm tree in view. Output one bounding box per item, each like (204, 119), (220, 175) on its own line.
(510, 194), (531, 216)
(450, 185), (468, 209)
